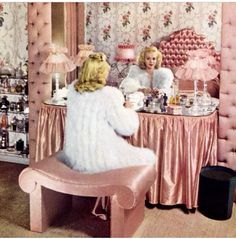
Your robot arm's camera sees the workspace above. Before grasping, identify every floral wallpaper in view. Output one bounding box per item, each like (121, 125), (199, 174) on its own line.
(85, 2), (222, 84)
(0, 3), (27, 67)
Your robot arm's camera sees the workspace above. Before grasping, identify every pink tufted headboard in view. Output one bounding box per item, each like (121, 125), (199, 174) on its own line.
(218, 3), (236, 170)
(28, 3), (52, 164)
(157, 28), (221, 98)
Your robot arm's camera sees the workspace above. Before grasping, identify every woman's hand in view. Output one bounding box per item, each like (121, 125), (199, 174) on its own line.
(138, 87), (160, 96)
(124, 100), (133, 109)
(152, 88), (160, 98)
(152, 88), (160, 94)
(138, 88), (152, 95)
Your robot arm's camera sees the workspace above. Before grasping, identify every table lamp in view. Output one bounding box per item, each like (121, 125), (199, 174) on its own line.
(74, 44), (95, 67)
(110, 44), (135, 86)
(175, 49), (219, 112)
(39, 44), (76, 103)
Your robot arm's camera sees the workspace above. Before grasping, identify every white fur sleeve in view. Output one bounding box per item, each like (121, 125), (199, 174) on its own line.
(105, 87), (139, 136)
(119, 65), (142, 94)
(153, 67), (174, 97)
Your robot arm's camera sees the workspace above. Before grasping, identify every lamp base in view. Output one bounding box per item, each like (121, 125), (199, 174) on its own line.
(51, 87), (68, 105)
(51, 93), (66, 105)
(201, 95), (211, 106)
(200, 81), (211, 106)
(44, 98), (66, 106)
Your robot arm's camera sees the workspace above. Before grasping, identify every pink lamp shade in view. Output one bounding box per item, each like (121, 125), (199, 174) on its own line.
(115, 44), (136, 62)
(39, 44), (76, 74)
(175, 49), (219, 82)
(39, 44), (76, 103)
(74, 44), (95, 67)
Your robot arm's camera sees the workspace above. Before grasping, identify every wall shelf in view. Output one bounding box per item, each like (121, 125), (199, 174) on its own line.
(0, 75), (29, 165)
(0, 151), (29, 165)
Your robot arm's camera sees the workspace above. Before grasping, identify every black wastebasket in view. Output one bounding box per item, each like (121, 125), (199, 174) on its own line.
(198, 166), (236, 220)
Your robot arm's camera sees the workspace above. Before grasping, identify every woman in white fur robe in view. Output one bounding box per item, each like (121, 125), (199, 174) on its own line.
(119, 46), (174, 98)
(60, 53), (155, 173)
(120, 65), (174, 97)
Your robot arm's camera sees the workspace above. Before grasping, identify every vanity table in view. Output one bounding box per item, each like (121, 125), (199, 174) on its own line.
(35, 102), (218, 209)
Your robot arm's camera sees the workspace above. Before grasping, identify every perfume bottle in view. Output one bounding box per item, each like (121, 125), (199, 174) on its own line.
(10, 83), (16, 93)
(16, 139), (24, 151)
(3, 78), (9, 93)
(15, 62), (24, 78)
(10, 116), (17, 131)
(16, 99), (24, 112)
(17, 118), (25, 132)
(1, 111), (8, 129)
(1, 136), (6, 149)
(24, 116), (29, 133)
(24, 81), (28, 95)
(15, 83), (23, 93)
(1, 129), (9, 149)
(9, 102), (16, 112)
(1, 95), (9, 111)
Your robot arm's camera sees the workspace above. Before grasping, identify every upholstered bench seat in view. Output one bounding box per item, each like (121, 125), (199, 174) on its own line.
(19, 151), (156, 237)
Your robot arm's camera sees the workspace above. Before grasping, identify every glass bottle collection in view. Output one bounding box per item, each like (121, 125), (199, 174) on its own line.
(0, 70), (29, 156)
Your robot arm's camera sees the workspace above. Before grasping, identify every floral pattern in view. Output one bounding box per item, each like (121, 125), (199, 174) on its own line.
(122, 11), (131, 27)
(87, 38), (93, 45)
(142, 25), (151, 42)
(0, 3), (7, 27)
(163, 11), (173, 27)
(185, 2), (194, 13)
(0, 3), (27, 67)
(85, 3), (222, 83)
(102, 25), (111, 41)
(86, 10), (92, 27)
(102, 2), (110, 13)
(142, 3), (151, 13)
(208, 10), (217, 28)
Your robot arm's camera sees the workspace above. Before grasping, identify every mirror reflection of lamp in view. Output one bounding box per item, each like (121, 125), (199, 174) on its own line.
(111, 44), (136, 86)
(39, 44), (76, 103)
(175, 49), (219, 112)
(74, 44), (95, 67)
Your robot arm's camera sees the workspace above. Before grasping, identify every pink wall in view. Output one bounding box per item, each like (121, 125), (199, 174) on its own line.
(218, 3), (236, 169)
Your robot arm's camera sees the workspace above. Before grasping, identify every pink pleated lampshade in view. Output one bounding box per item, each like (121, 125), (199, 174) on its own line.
(175, 49), (219, 82)
(74, 44), (95, 67)
(39, 44), (76, 74)
(115, 44), (136, 62)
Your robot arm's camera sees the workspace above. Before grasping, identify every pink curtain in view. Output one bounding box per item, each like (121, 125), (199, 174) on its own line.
(64, 3), (84, 84)
(35, 103), (218, 209)
(35, 103), (66, 162)
(127, 112), (218, 209)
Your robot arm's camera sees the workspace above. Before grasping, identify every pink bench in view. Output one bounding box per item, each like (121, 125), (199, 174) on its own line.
(19, 151), (156, 237)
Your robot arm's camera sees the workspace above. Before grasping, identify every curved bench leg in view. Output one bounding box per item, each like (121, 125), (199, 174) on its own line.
(110, 195), (145, 237)
(30, 185), (72, 232)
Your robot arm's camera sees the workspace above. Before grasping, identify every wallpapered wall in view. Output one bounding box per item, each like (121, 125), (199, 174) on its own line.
(0, 3), (27, 67)
(0, 2), (222, 82)
(85, 2), (222, 84)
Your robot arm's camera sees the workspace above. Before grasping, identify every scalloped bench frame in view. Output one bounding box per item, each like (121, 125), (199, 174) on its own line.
(18, 151), (156, 237)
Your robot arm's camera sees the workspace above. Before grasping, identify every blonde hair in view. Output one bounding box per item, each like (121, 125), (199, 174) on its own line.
(138, 46), (162, 70)
(74, 52), (110, 93)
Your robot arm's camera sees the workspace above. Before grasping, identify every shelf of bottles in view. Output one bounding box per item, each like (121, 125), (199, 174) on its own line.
(0, 73), (29, 164)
